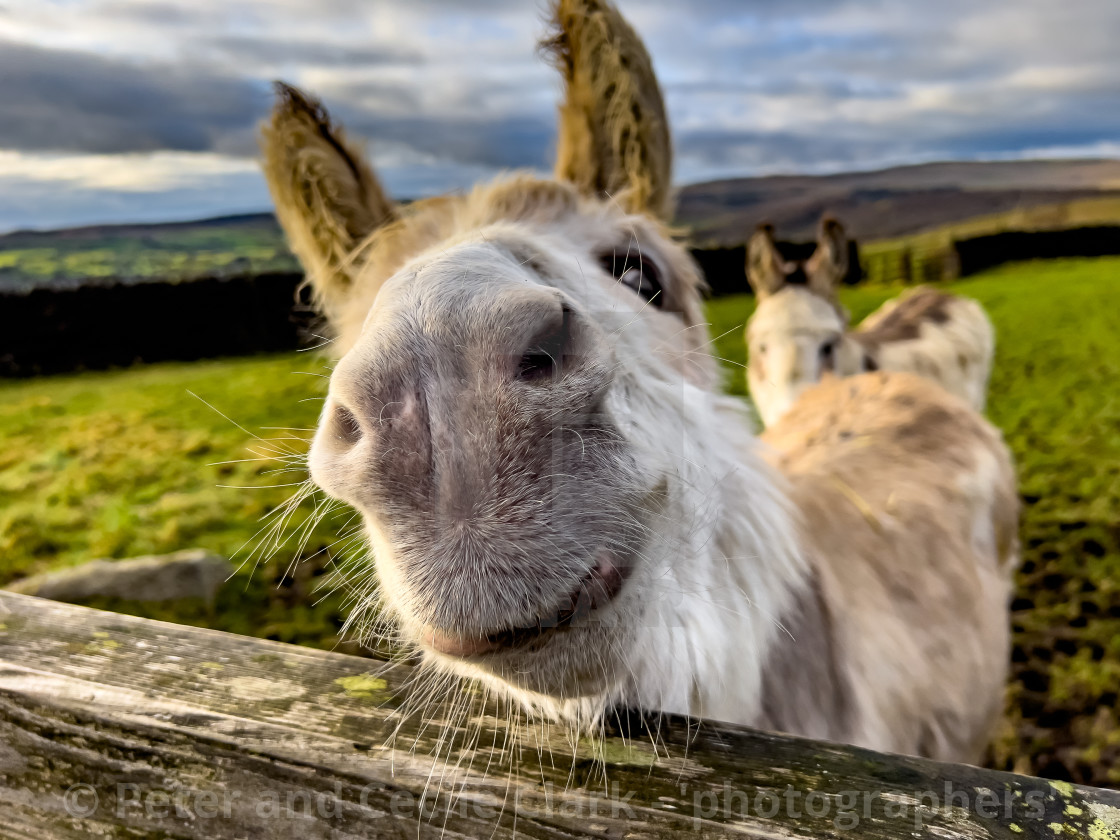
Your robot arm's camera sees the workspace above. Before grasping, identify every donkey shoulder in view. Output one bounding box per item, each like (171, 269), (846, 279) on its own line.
(760, 370), (1018, 601)
(757, 371), (1018, 760)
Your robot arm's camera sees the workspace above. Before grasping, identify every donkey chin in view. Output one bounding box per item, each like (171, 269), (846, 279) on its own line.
(395, 531), (653, 704)
(310, 380), (668, 705)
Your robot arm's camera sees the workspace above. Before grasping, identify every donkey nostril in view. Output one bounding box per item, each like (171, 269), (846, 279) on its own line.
(518, 349), (558, 381)
(517, 306), (571, 383)
(332, 404), (362, 444)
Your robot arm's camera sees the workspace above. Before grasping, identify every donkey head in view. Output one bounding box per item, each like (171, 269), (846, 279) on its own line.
(745, 218), (860, 426)
(262, 0), (717, 707)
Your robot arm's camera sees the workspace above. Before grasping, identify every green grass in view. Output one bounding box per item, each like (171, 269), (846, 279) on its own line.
(0, 217), (298, 291)
(1, 256), (1118, 784)
(0, 354), (364, 651)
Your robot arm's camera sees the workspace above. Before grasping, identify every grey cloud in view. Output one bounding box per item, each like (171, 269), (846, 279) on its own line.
(324, 80), (419, 112)
(342, 110), (554, 170)
(0, 170), (272, 232)
(3, 0), (1120, 230)
(0, 41), (267, 154)
(675, 129), (883, 173)
(203, 35), (421, 68)
(93, 0), (218, 27)
(0, 39), (550, 167)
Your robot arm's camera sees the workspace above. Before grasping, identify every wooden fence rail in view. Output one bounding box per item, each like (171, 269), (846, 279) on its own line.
(1, 591), (1117, 839)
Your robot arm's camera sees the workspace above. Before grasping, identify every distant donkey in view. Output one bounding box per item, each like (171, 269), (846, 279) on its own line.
(261, 0), (1018, 763)
(746, 219), (995, 426)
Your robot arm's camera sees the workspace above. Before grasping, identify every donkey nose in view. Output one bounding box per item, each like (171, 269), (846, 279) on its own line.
(309, 280), (605, 517)
(513, 302), (573, 383)
(318, 289), (579, 454)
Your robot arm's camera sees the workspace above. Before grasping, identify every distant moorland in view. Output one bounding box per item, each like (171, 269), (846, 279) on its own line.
(676, 157), (1120, 245)
(2, 157), (1119, 291)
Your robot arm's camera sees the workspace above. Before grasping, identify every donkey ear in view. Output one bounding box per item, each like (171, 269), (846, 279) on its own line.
(805, 216), (848, 300)
(260, 82), (396, 322)
(544, 0), (673, 219)
(747, 224), (788, 298)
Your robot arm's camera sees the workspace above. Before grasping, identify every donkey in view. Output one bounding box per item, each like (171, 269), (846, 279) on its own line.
(746, 220), (995, 427)
(261, 0), (1018, 763)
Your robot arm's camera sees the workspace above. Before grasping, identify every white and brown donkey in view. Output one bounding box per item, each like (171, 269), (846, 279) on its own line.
(746, 220), (995, 427)
(262, 0), (1018, 762)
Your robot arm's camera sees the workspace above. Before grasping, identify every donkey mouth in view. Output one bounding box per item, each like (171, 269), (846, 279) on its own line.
(423, 551), (630, 658)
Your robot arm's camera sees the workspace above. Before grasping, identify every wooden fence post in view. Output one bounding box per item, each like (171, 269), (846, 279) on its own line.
(2, 592), (1118, 839)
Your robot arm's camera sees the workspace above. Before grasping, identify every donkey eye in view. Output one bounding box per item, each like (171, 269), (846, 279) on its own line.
(600, 251), (663, 307)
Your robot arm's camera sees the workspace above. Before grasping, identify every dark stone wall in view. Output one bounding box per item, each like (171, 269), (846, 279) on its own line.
(0, 236), (865, 376)
(955, 226), (1120, 277)
(689, 240), (863, 297)
(0, 273), (310, 376)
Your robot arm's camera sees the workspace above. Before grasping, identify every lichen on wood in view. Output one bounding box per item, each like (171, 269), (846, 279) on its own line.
(1, 591), (1117, 839)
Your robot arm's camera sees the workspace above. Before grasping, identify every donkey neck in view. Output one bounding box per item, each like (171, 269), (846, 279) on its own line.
(618, 387), (809, 722)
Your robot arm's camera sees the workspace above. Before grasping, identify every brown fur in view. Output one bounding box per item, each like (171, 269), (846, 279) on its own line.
(260, 83), (397, 324)
(803, 216), (849, 301)
(270, 173), (709, 358)
(853, 287), (954, 352)
(746, 223), (790, 298)
(747, 217), (849, 306)
(746, 226), (994, 425)
(756, 571), (855, 741)
(544, 0), (673, 218)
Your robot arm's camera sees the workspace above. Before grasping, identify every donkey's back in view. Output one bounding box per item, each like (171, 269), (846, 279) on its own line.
(760, 371), (1018, 761)
(854, 287), (995, 412)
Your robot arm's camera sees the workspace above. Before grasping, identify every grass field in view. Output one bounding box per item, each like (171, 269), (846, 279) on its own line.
(0, 354), (354, 649)
(1, 256), (1118, 785)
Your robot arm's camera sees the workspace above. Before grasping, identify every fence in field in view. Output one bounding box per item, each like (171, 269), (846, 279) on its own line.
(1, 590), (1117, 839)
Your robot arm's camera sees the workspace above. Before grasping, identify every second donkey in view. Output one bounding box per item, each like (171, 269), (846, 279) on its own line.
(745, 219), (994, 427)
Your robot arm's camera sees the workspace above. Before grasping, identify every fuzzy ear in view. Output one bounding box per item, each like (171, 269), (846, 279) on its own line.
(805, 216), (848, 300)
(544, 0), (673, 219)
(747, 224), (789, 298)
(260, 82), (396, 321)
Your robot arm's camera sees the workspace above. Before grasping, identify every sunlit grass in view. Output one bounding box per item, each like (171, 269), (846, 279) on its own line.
(0, 354), (366, 650)
(0, 219), (298, 290)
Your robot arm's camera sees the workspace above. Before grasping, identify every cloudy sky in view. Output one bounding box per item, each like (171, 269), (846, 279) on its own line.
(2, 0), (1119, 231)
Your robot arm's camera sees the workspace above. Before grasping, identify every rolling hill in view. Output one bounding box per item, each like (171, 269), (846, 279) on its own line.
(676, 158), (1120, 245)
(2, 158), (1119, 291)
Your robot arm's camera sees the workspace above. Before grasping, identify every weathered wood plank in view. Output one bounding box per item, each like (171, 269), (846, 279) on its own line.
(1, 591), (1117, 839)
